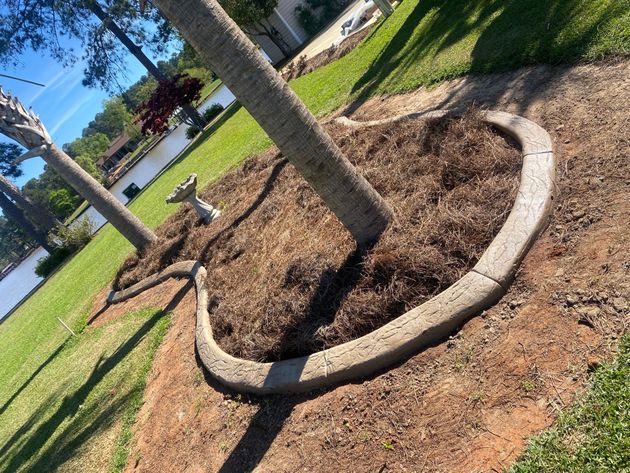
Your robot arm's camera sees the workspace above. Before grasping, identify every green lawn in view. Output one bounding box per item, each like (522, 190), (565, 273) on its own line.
(510, 335), (630, 473)
(0, 0), (627, 470)
(0, 309), (169, 473)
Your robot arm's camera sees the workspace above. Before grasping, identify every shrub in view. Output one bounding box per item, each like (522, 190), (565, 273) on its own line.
(203, 103), (224, 123)
(295, 5), (321, 36)
(186, 126), (201, 139)
(36, 217), (95, 278)
(50, 217), (94, 250)
(296, 0), (349, 36)
(35, 246), (72, 278)
(136, 74), (204, 135)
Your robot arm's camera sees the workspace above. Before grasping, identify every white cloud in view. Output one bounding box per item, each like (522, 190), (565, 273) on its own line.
(27, 62), (86, 106)
(49, 92), (94, 137)
(26, 69), (65, 105)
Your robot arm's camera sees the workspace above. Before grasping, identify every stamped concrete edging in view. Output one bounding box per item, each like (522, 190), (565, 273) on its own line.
(107, 110), (556, 394)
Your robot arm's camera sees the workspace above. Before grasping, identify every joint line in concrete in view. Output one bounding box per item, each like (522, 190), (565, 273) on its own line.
(522, 150), (552, 157)
(471, 269), (508, 293)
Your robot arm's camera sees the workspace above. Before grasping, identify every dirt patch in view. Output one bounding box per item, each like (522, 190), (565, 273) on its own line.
(282, 26), (373, 81)
(87, 278), (191, 329)
(88, 60), (630, 473)
(113, 112), (520, 362)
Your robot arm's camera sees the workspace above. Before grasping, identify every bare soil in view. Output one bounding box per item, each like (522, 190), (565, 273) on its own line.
(113, 112), (520, 362)
(89, 59), (629, 473)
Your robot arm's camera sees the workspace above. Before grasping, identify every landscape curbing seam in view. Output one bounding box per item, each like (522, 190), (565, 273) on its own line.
(106, 110), (556, 394)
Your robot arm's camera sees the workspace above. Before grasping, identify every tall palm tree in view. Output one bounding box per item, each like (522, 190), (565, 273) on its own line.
(0, 142), (60, 234)
(0, 174), (59, 234)
(0, 191), (53, 252)
(0, 88), (157, 251)
(151, 0), (393, 245)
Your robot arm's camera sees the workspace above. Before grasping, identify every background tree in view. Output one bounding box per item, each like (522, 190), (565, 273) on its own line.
(23, 167), (81, 220)
(123, 46), (215, 110)
(0, 144), (54, 254)
(0, 0), (206, 130)
(0, 216), (33, 268)
(152, 0), (393, 245)
(75, 155), (104, 182)
(177, 41), (216, 80)
(82, 97), (138, 140)
(22, 154), (104, 221)
(220, 0), (293, 57)
(136, 74), (204, 135)
(125, 76), (160, 110)
(0, 143), (60, 234)
(0, 88), (157, 251)
(0, 143), (22, 178)
(47, 188), (80, 217)
(0, 191), (53, 252)
(63, 132), (110, 159)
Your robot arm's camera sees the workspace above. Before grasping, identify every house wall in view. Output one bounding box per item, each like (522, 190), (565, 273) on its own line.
(0, 247), (46, 320)
(276, 0), (310, 43)
(255, 0), (311, 63)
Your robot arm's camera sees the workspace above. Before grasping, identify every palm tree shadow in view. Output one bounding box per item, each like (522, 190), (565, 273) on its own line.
(207, 244), (373, 472)
(0, 282), (192, 472)
(198, 158), (288, 260)
(217, 394), (305, 473)
(0, 341), (68, 418)
(344, 0), (623, 116)
(278, 243), (374, 359)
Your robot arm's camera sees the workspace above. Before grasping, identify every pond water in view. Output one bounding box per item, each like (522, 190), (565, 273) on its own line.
(0, 247), (48, 321)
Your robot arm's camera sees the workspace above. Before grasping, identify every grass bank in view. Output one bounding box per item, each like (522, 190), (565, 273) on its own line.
(510, 335), (630, 472)
(0, 0), (627, 470)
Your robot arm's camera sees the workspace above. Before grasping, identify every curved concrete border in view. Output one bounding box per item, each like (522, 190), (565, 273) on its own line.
(107, 110), (556, 394)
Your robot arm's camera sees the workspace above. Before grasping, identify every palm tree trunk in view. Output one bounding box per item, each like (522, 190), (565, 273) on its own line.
(0, 191), (53, 253)
(87, 1), (207, 130)
(152, 0), (393, 245)
(0, 174), (60, 233)
(43, 144), (157, 251)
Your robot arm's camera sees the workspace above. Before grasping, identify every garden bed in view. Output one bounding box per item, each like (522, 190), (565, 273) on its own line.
(114, 110), (521, 362)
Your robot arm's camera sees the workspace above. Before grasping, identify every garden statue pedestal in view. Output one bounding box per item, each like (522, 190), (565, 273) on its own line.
(166, 173), (220, 223)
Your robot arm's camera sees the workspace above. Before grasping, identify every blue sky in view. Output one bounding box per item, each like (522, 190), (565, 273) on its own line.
(1, 39), (155, 188)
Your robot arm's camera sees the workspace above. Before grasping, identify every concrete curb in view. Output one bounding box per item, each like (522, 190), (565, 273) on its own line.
(107, 110), (556, 394)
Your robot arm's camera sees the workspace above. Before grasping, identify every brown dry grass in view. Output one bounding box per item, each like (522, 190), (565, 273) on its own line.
(114, 110), (521, 362)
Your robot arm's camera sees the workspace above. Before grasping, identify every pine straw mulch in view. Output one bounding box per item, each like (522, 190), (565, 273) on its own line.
(113, 110), (521, 362)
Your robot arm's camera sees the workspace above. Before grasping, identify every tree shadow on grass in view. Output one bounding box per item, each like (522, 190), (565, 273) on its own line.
(0, 282), (191, 472)
(0, 341), (68, 419)
(198, 158), (288, 261)
(346, 0), (624, 115)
